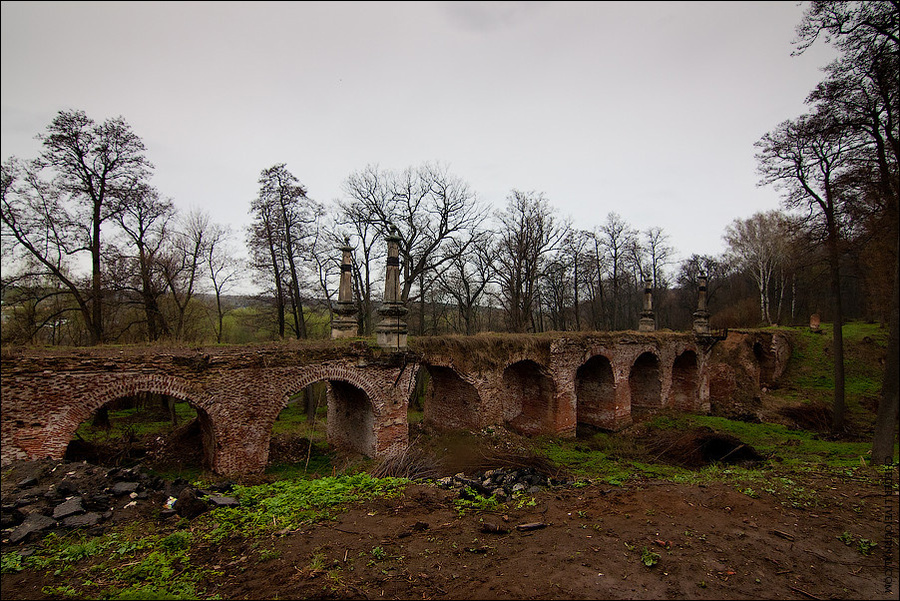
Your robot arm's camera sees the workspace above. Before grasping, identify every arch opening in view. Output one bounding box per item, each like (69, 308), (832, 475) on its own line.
(422, 365), (481, 432)
(630, 352), (661, 415)
(268, 382), (330, 477)
(753, 340), (777, 387)
(670, 350), (699, 411)
(575, 354), (616, 436)
(502, 360), (555, 436)
(65, 391), (213, 475)
(326, 380), (376, 458)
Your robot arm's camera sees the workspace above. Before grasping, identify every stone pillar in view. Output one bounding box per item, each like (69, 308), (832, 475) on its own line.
(376, 227), (408, 350)
(639, 278), (655, 332)
(331, 236), (358, 339)
(692, 274), (710, 335)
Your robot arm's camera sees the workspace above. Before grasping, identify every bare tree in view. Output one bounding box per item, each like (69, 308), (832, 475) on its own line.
(161, 208), (211, 341)
(724, 210), (793, 326)
(596, 212), (638, 330)
(756, 111), (859, 432)
(111, 184), (174, 341)
(248, 164), (322, 339)
(561, 229), (593, 332)
(205, 222), (242, 343)
(1, 111), (153, 343)
(337, 168), (391, 335)
(434, 230), (496, 335)
(793, 0), (899, 458)
(495, 190), (566, 333)
(308, 209), (342, 325)
(341, 162), (489, 334)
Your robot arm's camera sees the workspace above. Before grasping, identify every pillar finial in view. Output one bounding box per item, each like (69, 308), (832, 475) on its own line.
(331, 235), (358, 339)
(376, 227), (408, 350)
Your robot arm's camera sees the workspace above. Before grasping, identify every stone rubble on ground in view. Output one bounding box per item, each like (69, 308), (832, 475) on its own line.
(1, 459), (239, 546)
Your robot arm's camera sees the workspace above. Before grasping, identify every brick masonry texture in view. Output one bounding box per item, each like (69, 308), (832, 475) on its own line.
(1, 331), (790, 476)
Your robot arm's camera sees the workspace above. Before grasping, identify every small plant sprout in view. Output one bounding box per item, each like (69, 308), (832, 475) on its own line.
(641, 547), (661, 567)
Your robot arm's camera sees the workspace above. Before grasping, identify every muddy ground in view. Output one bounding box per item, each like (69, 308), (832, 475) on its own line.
(2, 426), (898, 601)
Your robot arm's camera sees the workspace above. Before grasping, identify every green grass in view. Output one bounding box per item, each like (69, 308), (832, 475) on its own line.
(200, 473), (409, 541)
(75, 401), (199, 443)
(1, 530), (220, 600)
(2, 472), (411, 600)
(778, 321), (888, 426)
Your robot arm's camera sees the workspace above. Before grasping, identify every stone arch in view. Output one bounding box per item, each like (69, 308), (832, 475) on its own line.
(276, 366), (387, 458)
(670, 350), (699, 410)
(51, 375), (215, 468)
(575, 354), (616, 433)
(422, 364), (482, 432)
(630, 351), (662, 413)
(501, 359), (556, 436)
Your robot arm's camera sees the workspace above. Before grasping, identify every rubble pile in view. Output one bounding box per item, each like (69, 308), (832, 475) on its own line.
(1, 459), (238, 546)
(437, 466), (572, 502)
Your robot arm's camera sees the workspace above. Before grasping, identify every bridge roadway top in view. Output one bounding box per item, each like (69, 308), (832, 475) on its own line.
(0, 330), (706, 375)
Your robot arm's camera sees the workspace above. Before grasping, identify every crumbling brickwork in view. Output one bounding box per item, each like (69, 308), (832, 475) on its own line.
(1, 331), (787, 475)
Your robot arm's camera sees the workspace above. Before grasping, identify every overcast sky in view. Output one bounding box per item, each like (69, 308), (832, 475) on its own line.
(2, 1), (838, 275)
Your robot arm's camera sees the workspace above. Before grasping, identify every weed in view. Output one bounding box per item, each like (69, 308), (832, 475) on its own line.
(257, 548), (281, 562)
(453, 487), (500, 515)
(159, 531), (191, 552)
(371, 546), (386, 560)
(641, 547), (661, 567)
(308, 552), (327, 573)
(857, 539), (878, 555)
(41, 585), (78, 597)
(1, 552), (24, 573)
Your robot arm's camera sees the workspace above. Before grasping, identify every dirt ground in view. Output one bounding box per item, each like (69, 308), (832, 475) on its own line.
(2, 451), (898, 601)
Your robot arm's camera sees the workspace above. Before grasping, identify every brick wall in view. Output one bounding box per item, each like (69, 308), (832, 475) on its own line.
(1, 331), (786, 475)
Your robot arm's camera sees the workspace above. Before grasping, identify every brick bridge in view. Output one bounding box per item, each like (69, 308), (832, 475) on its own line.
(0, 330), (791, 476)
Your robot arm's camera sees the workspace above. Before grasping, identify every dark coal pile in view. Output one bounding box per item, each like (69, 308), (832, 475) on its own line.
(437, 466), (573, 502)
(1, 459), (237, 547)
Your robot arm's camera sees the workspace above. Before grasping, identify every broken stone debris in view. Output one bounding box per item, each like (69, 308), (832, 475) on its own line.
(2, 459), (239, 545)
(437, 466), (571, 502)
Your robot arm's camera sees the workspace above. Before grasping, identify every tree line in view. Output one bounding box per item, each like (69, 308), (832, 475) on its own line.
(1, 1), (896, 459)
(0, 5), (895, 337)
(4, 125), (883, 349)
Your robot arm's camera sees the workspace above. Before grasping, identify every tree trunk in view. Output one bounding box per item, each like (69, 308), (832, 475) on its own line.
(91, 202), (103, 344)
(305, 385), (318, 423)
(828, 234), (846, 433)
(574, 259), (580, 331)
(872, 237), (899, 465)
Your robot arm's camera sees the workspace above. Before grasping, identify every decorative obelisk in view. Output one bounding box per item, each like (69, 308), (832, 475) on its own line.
(638, 278), (656, 332)
(331, 236), (358, 339)
(692, 274), (711, 335)
(376, 226), (408, 350)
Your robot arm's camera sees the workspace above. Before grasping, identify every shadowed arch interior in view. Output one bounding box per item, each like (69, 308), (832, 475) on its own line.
(575, 354), (616, 433)
(502, 360), (555, 436)
(670, 350), (699, 410)
(64, 388), (215, 470)
(630, 352), (661, 413)
(422, 365), (481, 431)
(753, 341), (777, 387)
(326, 380), (376, 457)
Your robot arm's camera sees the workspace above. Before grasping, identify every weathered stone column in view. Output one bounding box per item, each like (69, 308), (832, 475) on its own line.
(692, 274), (710, 335)
(331, 236), (358, 339)
(376, 227), (408, 350)
(639, 278), (655, 332)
